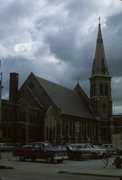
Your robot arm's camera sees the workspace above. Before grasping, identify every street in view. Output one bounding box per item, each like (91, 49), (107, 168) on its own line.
(0, 170), (119, 180)
(0, 152), (120, 180)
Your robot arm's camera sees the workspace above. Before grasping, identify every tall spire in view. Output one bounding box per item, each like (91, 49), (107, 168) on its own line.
(89, 18), (112, 144)
(91, 19), (110, 77)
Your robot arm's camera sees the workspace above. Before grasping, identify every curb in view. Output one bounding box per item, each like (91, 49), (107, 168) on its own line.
(59, 171), (122, 179)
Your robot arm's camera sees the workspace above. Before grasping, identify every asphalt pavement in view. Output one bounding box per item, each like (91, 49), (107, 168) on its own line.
(0, 152), (122, 180)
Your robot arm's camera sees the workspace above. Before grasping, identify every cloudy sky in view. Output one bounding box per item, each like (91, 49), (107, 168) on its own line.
(0, 0), (122, 114)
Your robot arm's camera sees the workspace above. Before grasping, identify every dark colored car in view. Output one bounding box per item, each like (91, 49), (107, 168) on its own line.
(13, 142), (68, 163)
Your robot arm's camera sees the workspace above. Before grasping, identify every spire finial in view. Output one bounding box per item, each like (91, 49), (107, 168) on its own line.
(98, 16), (101, 27)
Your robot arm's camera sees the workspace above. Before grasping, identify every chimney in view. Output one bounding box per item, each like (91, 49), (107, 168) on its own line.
(9, 72), (19, 102)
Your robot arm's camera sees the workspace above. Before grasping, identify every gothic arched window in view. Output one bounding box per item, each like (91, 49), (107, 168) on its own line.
(93, 84), (96, 96)
(105, 84), (108, 95)
(103, 103), (106, 111)
(100, 84), (103, 95)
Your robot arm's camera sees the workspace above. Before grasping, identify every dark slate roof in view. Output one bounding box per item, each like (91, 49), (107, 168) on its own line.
(36, 76), (95, 120)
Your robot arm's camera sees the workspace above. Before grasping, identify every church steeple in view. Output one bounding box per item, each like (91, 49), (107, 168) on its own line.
(91, 21), (110, 77)
(89, 19), (112, 144)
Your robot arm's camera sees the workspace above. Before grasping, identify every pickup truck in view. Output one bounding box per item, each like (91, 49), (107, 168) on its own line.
(12, 142), (68, 163)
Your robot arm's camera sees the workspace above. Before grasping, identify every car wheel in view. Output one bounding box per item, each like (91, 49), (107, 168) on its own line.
(19, 156), (25, 161)
(57, 159), (63, 163)
(92, 153), (97, 159)
(68, 156), (72, 160)
(46, 156), (53, 163)
(31, 157), (36, 162)
(102, 153), (107, 158)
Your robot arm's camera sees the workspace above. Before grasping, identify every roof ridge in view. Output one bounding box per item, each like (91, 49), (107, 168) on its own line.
(36, 75), (75, 92)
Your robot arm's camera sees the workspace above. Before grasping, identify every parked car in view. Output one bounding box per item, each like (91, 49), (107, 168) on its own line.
(100, 144), (117, 156)
(12, 142), (68, 163)
(67, 143), (106, 159)
(85, 143), (107, 158)
(0, 143), (14, 152)
(66, 144), (92, 160)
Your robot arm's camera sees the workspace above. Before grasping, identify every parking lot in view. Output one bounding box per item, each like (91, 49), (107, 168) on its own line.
(0, 152), (122, 180)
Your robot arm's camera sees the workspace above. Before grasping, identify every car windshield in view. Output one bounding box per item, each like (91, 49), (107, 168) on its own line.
(87, 143), (94, 148)
(75, 144), (89, 149)
(24, 142), (52, 148)
(43, 143), (52, 148)
(68, 146), (76, 150)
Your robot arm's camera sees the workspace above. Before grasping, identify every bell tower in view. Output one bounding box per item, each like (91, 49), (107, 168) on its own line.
(89, 20), (112, 144)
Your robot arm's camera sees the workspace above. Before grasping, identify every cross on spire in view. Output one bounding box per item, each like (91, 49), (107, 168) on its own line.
(98, 16), (101, 25)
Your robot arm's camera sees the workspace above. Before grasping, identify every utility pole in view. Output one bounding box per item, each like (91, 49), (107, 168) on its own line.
(0, 60), (2, 139)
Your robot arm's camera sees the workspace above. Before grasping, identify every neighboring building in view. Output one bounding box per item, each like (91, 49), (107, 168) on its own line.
(113, 115), (122, 134)
(112, 115), (122, 150)
(112, 133), (122, 152)
(0, 23), (121, 145)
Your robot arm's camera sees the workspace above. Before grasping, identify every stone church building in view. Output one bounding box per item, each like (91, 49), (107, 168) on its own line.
(0, 23), (115, 145)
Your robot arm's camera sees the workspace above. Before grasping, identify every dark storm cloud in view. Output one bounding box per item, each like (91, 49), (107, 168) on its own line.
(0, 0), (122, 114)
(0, 0), (36, 41)
(104, 12), (122, 77)
(107, 12), (122, 29)
(65, 0), (96, 17)
(44, 18), (96, 82)
(0, 0), (35, 22)
(45, 29), (80, 64)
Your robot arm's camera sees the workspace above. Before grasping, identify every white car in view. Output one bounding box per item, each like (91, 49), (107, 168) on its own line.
(100, 144), (117, 155)
(86, 143), (107, 158)
(68, 143), (106, 159)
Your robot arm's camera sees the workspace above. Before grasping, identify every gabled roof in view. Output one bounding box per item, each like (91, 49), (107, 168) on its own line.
(35, 75), (96, 120)
(18, 87), (43, 108)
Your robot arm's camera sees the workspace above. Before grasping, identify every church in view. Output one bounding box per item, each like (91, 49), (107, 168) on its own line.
(0, 22), (117, 145)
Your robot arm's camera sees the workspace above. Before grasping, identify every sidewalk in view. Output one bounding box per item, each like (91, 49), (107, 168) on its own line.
(59, 166), (122, 179)
(59, 156), (122, 179)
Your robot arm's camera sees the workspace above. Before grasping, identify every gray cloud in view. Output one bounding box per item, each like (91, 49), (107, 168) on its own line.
(1, 56), (34, 98)
(0, 0), (36, 40)
(0, 0), (122, 114)
(104, 12), (122, 77)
